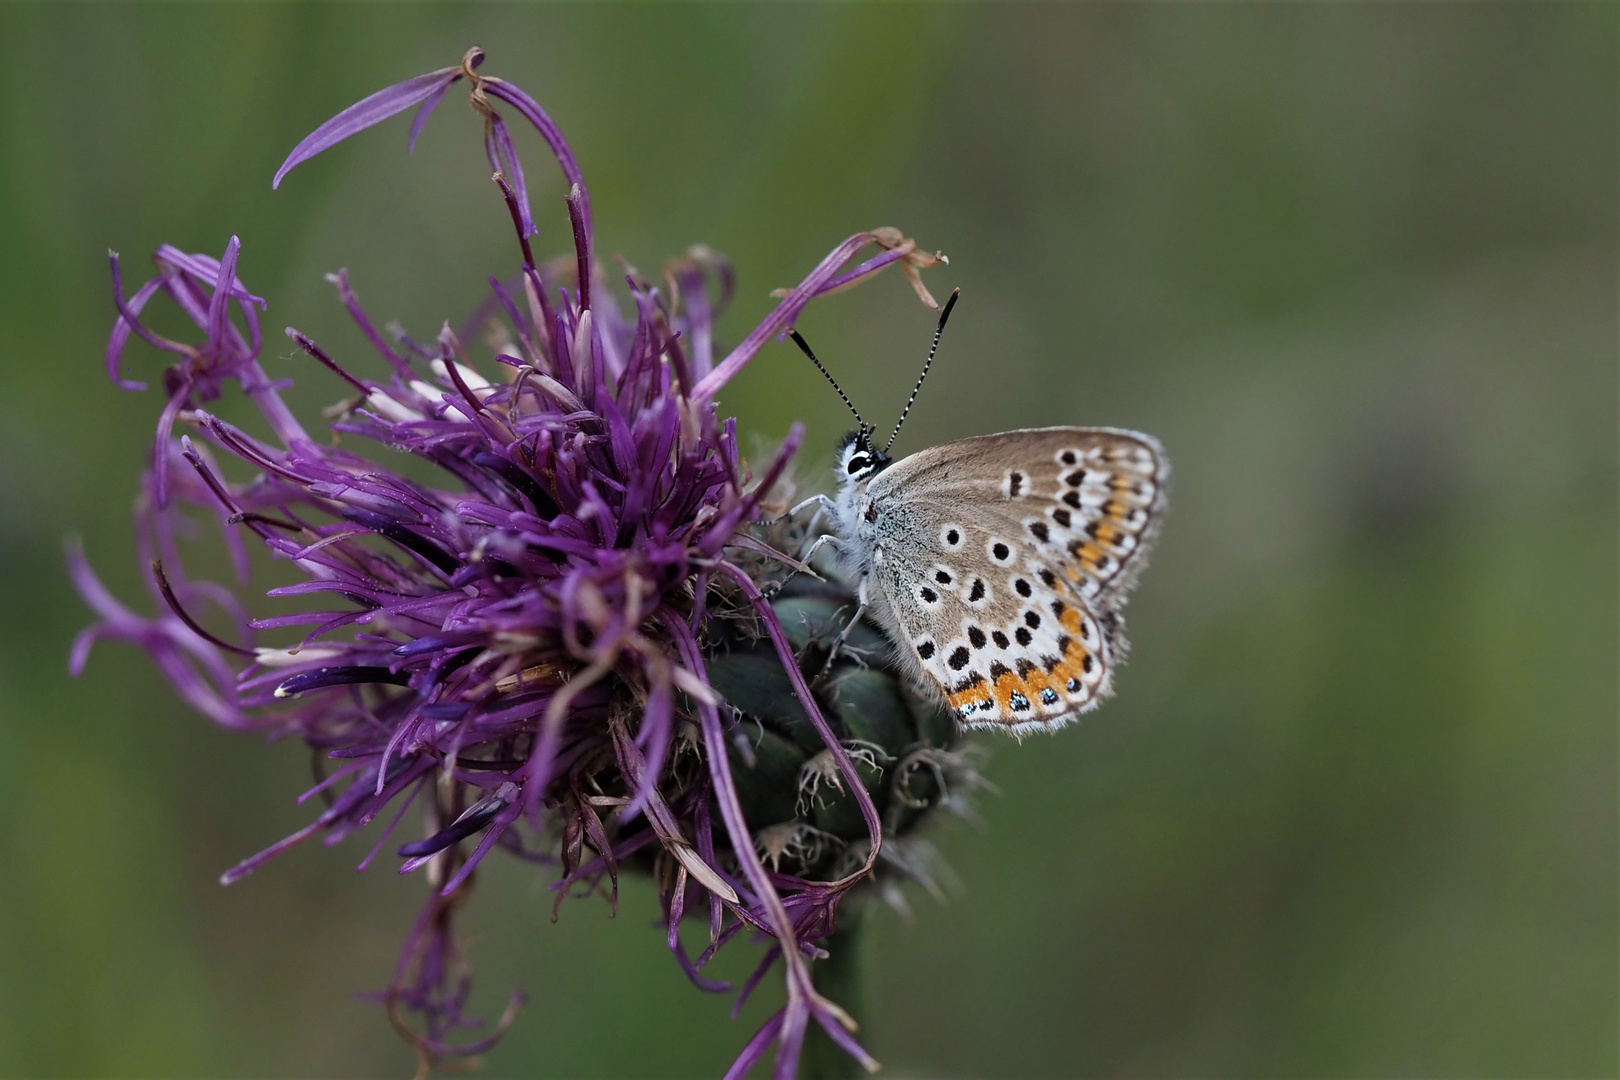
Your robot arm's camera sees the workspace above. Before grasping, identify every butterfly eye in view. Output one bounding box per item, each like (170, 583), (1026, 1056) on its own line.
(847, 455), (870, 475)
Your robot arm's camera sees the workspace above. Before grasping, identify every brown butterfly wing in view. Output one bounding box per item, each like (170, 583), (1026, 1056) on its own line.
(863, 427), (1168, 733)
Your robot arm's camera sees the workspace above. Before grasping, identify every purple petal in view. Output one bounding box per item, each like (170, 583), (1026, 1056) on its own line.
(273, 66), (465, 189)
(220, 818), (326, 884)
(811, 1003), (880, 1074)
(68, 624), (107, 678)
(436, 802), (518, 895)
(566, 184), (593, 315)
(694, 231), (895, 403)
(722, 1011), (785, 1080)
(105, 269), (164, 390)
(488, 114), (537, 238)
(327, 269), (411, 378)
(152, 246), (266, 308)
(407, 76), (454, 153)
(64, 540), (131, 627)
(481, 77), (590, 238)
(811, 245), (910, 298)
(772, 1006), (810, 1080)
(108, 251), (189, 361)
(205, 237), (241, 361)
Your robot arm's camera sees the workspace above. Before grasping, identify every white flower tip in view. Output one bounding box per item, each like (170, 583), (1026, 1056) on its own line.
(255, 645), (343, 668)
(365, 390), (424, 424)
(429, 358), (493, 392)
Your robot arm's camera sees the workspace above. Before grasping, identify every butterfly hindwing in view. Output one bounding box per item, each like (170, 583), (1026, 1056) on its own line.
(861, 427), (1167, 733)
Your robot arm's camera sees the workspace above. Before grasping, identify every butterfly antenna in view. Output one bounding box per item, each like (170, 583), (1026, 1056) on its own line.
(788, 327), (868, 434)
(885, 287), (959, 453)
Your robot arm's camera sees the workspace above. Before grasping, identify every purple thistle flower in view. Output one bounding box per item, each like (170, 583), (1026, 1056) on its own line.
(71, 47), (948, 1079)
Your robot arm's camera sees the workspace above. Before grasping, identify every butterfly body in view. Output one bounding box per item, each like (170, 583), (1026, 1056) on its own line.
(830, 426), (1168, 735)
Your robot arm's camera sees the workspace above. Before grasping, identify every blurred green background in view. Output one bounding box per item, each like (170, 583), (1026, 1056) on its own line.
(1, 4), (1613, 1077)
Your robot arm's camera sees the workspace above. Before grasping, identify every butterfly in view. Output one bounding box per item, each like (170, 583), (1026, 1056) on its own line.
(791, 291), (1168, 735)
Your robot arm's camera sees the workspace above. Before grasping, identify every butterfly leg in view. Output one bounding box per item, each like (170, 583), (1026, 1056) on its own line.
(762, 493), (836, 530)
(768, 532), (844, 593)
(798, 531), (843, 565)
(760, 532), (844, 599)
(815, 576), (869, 680)
(756, 496), (841, 595)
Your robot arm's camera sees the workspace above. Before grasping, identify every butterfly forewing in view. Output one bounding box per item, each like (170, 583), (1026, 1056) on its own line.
(863, 427), (1167, 733)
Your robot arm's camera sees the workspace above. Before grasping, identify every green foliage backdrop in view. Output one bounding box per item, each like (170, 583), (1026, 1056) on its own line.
(0, 5), (1613, 1076)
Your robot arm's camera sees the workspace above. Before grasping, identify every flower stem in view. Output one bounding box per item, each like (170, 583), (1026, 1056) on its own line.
(804, 913), (869, 1080)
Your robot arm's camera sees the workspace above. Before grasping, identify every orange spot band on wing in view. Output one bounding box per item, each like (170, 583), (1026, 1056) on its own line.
(1075, 541), (1107, 571)
(991, 669), (1019, 711)
(1046, 631), (1093, 689)
(946, 672), (987, 712)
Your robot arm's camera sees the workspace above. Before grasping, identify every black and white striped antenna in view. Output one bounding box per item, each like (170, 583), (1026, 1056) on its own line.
(885, 288), (959, 453)
(788, 327), (869, 437)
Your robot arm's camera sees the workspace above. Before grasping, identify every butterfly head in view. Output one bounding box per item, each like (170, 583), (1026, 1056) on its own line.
(837, 427), (890, 485)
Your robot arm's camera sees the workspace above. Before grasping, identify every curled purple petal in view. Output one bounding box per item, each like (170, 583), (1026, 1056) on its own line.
(105, 269), (162, 391)
(481, 76), (591, 239)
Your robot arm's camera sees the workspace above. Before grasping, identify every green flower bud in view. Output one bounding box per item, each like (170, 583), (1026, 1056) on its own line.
(708, 573), (990, 901)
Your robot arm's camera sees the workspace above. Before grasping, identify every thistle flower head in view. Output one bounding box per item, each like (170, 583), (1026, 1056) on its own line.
(70, 47), (952, 1079)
